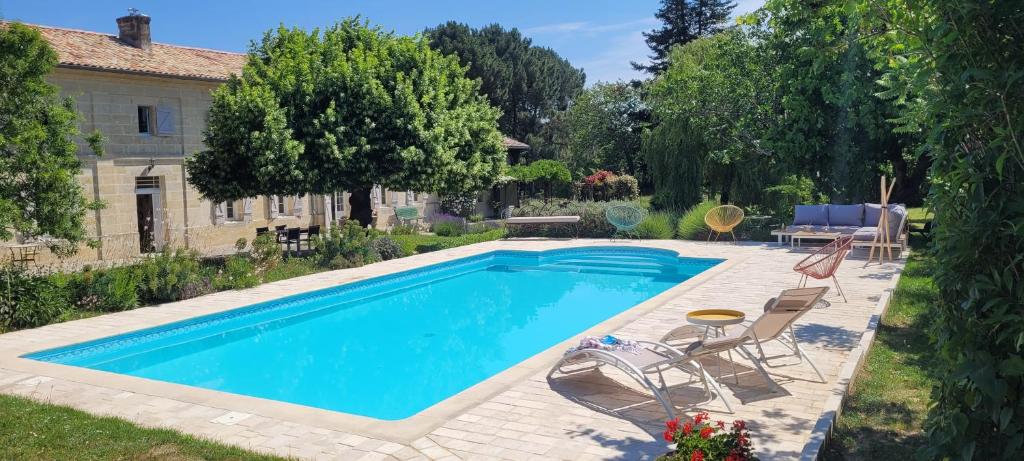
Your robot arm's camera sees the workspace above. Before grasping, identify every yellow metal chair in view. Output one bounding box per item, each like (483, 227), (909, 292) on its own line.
(704, 205), (745, 242)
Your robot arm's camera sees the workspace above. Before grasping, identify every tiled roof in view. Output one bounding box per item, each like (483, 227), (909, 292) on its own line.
(10, 22), (246, 81)
(503, 137), (530, 150)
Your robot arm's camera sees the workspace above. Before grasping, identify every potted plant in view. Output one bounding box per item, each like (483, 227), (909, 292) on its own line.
(657, 412), (758, 461)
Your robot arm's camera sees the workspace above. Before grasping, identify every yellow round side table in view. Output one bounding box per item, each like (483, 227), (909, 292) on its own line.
(686, 309), (746, 383)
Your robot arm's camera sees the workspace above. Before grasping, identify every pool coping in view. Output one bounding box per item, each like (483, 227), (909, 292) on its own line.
(0, 241), (747, 444)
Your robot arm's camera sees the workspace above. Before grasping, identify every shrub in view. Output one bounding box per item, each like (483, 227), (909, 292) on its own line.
(507, 199), (631, 238)
(213, 255), (259, 290)
(509, 159), (573, 199)
(634, 212), (677, 239)
(250, 233), (282, 278)
(390, 224), (418, 235)
(676, 200), (718, 240)
(432, 221), (464, 237)
(311, 220), (378, 269)
(391, 229), (505, 255)
(0, 265), (69, 330)
(577, 170), (640, 202)
(439, 194), (478, 217)
(136, 248), (205, 303)
(467, 213), (484, 223)
(88, 267), (139, 311)
(370, 237), (403, 261)
(262, 257), (319, 283)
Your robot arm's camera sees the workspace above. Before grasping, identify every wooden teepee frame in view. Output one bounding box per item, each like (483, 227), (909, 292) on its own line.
(867, 176), (896, 264)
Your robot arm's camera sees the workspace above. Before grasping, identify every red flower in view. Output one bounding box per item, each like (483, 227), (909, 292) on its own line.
(725, 454), (742, 461)
(682, 422), (693, 435)
(663, 429), (675, 442)
(690, 450), (705, 461)
(694, 411), (709, 424)
(717, 420), (726, 430)
(732, 419), (746, 431)
(666, 417), (680, 433)
(699, 426), (714, 439)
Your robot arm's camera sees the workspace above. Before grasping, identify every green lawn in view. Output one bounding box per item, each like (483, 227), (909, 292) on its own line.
(822, 237), (938, 460)
(0, 394), (284, 461)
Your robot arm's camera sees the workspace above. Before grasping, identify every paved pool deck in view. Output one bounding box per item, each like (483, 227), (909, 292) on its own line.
(0, 239), (904, 460)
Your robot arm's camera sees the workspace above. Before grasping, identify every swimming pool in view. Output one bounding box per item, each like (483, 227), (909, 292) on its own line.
(25, 247), (721, 420)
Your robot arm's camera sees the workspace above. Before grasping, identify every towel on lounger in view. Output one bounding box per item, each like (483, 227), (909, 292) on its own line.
(566, 335), (641, 355)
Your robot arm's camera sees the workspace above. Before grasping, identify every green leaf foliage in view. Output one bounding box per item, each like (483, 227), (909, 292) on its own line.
(865, 1), (1024, 458)
(642, 116), (706, 211)
(0, 23), (94, 251)
(676, 200), (718, 240)
(555, 82), (648, 183)
(633, 0), (738, 74)
(425, 22), (585, 141)
(187, 18), (507, 202)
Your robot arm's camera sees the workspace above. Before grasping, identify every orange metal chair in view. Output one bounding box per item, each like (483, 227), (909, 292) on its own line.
(704, 205), (745, 242)
(793, 235), (854, 302)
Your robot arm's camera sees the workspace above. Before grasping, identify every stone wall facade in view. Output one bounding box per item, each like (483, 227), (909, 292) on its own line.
(7, 68), (436, 268)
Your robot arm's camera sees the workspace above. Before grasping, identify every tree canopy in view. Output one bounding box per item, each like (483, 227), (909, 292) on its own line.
(0, 23), (96, 252)
(555, 82), (648, 184)
(186, 19), (507, 224)
(866, 0), (1024, 457)
(425, 22), (585, 141)
(633, 0), (737, 74)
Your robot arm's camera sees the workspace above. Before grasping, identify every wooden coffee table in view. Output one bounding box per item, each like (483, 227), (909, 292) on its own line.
(790, 231), (841, 248)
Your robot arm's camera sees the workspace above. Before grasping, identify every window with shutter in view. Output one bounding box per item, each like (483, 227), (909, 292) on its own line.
(243, 198), (253, 222)
(155, 104), (175, 136)
(214, 202), (226, 225)
(292, 195), (304, 217)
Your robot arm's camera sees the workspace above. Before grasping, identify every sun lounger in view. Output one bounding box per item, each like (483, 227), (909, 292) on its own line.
(550, 287), (829, 418)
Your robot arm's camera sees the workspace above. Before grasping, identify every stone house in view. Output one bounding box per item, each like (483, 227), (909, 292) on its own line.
(6, 13), (525, 266)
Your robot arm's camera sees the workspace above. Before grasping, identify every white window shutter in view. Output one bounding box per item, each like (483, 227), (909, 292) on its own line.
(269, 195), (279, 218)
(243, 198), (253, 222)
(292, 195), (304, 217)
(406, 191), (414, 205)
(156, 104), (175, 136)
(371, 185), (382, 209)
(214, 201), (225, 225)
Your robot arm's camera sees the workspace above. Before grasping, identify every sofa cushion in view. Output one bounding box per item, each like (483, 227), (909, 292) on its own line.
(864, 203), (883, 226)
(828, 204), (865, 226)
(853, 227), (878, 241)
(887, 204), (907, 239)
(793, 205), (829, 226)
(828, 226), (860, 235)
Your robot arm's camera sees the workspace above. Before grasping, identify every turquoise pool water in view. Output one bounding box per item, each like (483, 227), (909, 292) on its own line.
(26, 247), (721, 420)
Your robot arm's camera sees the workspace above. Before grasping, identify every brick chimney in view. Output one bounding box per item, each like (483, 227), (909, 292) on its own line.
(116, 9), (151, 50)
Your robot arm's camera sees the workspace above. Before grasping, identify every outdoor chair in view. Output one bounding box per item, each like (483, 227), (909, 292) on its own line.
(605, 204), (646, 239)
(303, 225), (320, 250)
(793, 235), (854, 302)
(704, 205), (745, 242)
(284, 227), (301, 256)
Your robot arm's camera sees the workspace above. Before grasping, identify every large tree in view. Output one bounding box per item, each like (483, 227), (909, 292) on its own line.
(555, 82), (648, 183)
(186, 19), (507, 226)
(867, 1), (1024, 458)
(633, 0), (737, 74)
(425, 22), (585, 142)
(0, 22), (97, 253)
(758, 0), (923, 204)
(645, 27), (777, 205)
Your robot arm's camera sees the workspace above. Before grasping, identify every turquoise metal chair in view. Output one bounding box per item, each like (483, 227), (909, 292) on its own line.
(605, 204), (647, 239)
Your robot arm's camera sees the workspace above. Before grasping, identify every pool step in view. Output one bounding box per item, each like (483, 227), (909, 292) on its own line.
(547, 258), (670, 272)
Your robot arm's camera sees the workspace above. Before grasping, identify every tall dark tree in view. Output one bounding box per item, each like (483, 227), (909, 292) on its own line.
(425, 22), (585, 141)
(633, 0), (737, 74)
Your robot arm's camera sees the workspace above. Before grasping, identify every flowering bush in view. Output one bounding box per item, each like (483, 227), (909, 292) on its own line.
(440, 194), (478, 217)
(578, 170), (639, 201)
(657, 412), (758, 461)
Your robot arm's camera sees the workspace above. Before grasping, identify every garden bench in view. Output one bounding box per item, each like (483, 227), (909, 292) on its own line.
(504, 215), (581, 238)
(394, 206), (422, 227)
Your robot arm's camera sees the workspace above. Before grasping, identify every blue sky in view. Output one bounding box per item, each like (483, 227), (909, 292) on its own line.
(0, 0), (764, 84)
